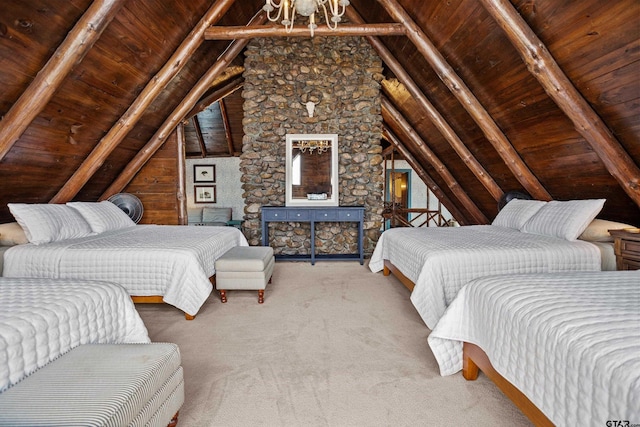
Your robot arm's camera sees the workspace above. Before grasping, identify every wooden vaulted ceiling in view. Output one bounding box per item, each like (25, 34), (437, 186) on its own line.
(0, 0), (638, 225)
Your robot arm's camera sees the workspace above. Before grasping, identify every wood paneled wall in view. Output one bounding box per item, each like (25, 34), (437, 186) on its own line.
(123, 131), (181, 225)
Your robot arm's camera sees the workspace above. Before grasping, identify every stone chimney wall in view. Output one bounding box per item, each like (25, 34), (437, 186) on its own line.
(240, 35), (384, 256)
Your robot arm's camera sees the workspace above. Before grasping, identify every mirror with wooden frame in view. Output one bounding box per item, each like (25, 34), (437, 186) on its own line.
(285, 134), (339, 207)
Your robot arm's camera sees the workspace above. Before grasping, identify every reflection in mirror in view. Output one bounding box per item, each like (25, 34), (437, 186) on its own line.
(286, 134), (338, 206)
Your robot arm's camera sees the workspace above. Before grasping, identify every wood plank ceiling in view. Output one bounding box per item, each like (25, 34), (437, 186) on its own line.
(0, 0), (638, 225)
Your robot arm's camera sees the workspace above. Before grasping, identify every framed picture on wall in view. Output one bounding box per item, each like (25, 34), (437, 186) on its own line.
(193, 164), (215, 183)
(195, 185), (216, 203)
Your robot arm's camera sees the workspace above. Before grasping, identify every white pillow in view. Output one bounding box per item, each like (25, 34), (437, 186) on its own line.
(67, 201), (136, 233)
(8, 203), (93, 245)
(492, 199), (547, 230)
(521, 199), (606, 241)
(578, 219), (636, 242)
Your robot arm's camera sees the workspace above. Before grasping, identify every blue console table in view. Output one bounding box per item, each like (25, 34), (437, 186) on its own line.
(261, 206), (365, 265)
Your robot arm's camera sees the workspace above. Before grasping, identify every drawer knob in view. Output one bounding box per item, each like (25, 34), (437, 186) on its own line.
(324, 213), (328, 216)
(297, 213), (300, 217)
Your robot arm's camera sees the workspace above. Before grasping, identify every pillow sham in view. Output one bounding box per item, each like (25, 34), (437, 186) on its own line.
(187, 208), (203, 224)
(67, 201), (136, 234)
(0, 222), (29, 246)
(578, 218), (635, 242)
(521, 199), (606, 241)
(8, 203), (93, 245)
(202, 207), (231, 224)
(491, 199), (547, 230)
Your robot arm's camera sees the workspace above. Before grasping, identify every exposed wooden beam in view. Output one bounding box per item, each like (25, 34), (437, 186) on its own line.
(204, 23), (405, 39)
(383, 126), (469, 225)
(219, 99), (236, 155)
(0, 0), (126, 162)
(382, 79), (503, 202)
(382, 97), (489, 224)
(345, 6), (504, 202)
(192, 116), (207, 158)
(50, 0), (238, 203)
(377, 0), (551, 201)
(382, 145), (395, 157)
(208, 65), (245, 87)
(176, 123), (187, 225)
(479, 0), (640, 206)
(186, 76), (244, 119)
(100, 12), (268, 200)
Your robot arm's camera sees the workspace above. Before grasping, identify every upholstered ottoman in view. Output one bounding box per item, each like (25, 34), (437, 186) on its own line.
(0, 343), (184, 427)
(215, 246), (274, 304)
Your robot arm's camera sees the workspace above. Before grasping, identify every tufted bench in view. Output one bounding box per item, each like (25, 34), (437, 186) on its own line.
(215, 246), (275, 304)
(0, 343), (184, 427)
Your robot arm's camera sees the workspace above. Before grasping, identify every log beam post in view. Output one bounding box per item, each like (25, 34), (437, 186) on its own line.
(204, 23), (406, 39)
(376, 0), (551, 201)
(100, 12), (268, 199)
(176, 123), (187, 225)
(383, 127), (469, 225)
(345, 6), (504, 202)
(382, 97), (489, 224)
(192, 116), (207, 158)
(0, 0), (127, 162)
(219, 99), (235, 155)
(479, 0), (640, 206)
(50, 0), (238, 203)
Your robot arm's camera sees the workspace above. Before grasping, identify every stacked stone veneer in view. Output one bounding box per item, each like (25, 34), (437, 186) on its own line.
(240, 35), (384, 256)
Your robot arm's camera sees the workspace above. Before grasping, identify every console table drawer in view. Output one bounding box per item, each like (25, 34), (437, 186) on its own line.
(338, 210), (362, 221)
(314, 209), (338, 221)
(287, 209), (310, 221)
(262, 210), (286, 221)
(262, 209), (310, 221)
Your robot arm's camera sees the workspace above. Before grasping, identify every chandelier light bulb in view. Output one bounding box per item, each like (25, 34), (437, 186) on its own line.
(264, 0), (350, 36)
(296, 0), (317, 17)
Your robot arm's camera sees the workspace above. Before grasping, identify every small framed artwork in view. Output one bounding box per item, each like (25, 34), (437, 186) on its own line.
(194, 185), (216, 203)
(193, 164), (215, 183)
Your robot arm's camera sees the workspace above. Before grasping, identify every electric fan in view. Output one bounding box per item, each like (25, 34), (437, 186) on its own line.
(107, 193), (144, 223)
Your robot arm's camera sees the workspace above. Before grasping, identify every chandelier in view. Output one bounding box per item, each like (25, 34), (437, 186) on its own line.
(263, 0), (351, 37)
(294, 139), (331, 154)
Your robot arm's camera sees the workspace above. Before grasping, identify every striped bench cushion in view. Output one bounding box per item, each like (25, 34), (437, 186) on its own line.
(0, 343), (184, 427)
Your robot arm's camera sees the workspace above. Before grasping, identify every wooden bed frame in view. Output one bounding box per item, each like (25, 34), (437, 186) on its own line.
(383, 259), (415, 291)
(130, 276), (217, 320)
(463, 343), (553, 426)
(382, 258), (553, 426)
(131, 296), (194, 320)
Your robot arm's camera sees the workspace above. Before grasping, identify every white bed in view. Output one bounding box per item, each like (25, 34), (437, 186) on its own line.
(0, 277), (150, 392)
(3, 225), (248, 318)
(427, 270), (640, 426)
(369, 225), (602, 328)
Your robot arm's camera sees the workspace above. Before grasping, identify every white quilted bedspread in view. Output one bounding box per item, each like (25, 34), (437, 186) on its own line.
(369, 226), (601, 328)
(0, 277), (150, 393)
(3, 225), (248, 316)
(428, 271), (640, 426)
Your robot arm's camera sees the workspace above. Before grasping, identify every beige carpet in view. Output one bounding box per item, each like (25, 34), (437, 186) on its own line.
(135, 261), (531, 427)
